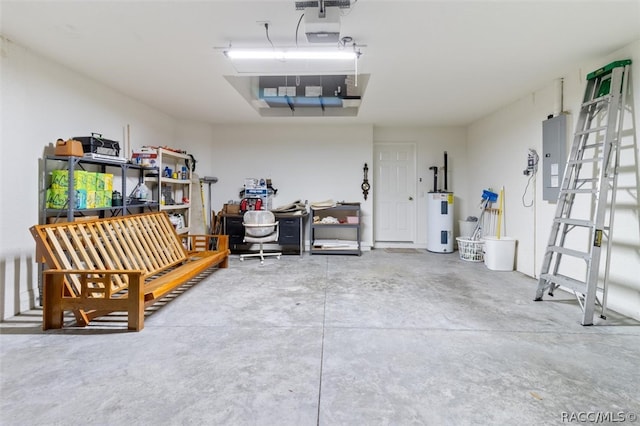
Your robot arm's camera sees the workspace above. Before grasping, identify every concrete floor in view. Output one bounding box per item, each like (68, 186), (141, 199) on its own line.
(1, 250), (639, 425)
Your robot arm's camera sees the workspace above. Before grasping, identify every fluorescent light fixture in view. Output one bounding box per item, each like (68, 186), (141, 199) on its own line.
(225, 49), (358, 61)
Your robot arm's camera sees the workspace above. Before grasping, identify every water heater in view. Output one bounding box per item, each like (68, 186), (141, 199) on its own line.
(427, 192), (454, 253)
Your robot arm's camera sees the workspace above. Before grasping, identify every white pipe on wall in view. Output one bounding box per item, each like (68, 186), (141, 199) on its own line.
(553, 78), (564, 117)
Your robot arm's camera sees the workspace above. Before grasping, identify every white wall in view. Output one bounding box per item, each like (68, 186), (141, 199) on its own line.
(467, 40), (640, 321)
(181, 125), (469, 251)
(0, 37), (181, 319)
(188, 123), (375, 247)
(373, 127), (469, 247)
(2, 33), (638, 322)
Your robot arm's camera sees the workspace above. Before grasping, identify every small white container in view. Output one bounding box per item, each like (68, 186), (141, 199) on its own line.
(483, 236), (517, 271)
(459, 220), (476, 238)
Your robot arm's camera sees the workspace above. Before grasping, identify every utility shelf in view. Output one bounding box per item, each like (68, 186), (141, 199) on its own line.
(310, 203), (361, 256)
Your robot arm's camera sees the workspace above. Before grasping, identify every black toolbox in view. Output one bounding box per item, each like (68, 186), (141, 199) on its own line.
(73, 132), (120, 157)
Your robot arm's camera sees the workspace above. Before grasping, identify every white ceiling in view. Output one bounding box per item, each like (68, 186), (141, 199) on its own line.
(2, 0), (639, 126)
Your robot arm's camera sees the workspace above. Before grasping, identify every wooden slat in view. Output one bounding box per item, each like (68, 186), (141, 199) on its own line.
(100, 220), (135, 271)
(81, 223), (127, 290)
(112, 219), (146, 272)
(130, 214), (185, 273)
(44, 228), (82, 295)
(68, 224), (107, 297)
(77, 224), (104, 269)
(128, 216), (161, 270)
(84, 223), (128, 293)
(147, 215), (182, 262)
(137, 215), (172, 266)
(59, 227), (85, 271)
(121, 218), (153, 272)
(67, 224), (96, 269)
(43, 228), (71, 269)
(147, 214), (181, 262)
(30, 225), (49, 264)
(152, 214), (186, 261)
(92, 221), (123, 270)
(156, 213), (188, 262)
(94, 221), (128, 271)
(79, 274), (107, 299)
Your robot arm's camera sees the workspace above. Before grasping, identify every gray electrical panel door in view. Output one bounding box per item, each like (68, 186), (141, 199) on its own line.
(542, 114), (568, 201)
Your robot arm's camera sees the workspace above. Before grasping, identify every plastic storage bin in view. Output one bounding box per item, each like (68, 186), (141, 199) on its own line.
(459, 220), (477, 238)
(483, 236), (516, 271)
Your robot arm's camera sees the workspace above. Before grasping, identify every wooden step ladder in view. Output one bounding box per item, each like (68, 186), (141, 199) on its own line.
(534, 60), (633, 325)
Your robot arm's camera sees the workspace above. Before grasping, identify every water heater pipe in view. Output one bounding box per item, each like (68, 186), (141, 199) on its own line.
(444, 151), (448, 192)
(553, 78), (564, 116)
(429, 166), (438, 192)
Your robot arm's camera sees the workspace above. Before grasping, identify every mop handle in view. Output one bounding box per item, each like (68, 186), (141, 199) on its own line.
(496, 187), (504, 239)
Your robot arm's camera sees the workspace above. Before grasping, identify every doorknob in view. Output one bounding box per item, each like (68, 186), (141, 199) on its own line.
(409, 196), (414, 201)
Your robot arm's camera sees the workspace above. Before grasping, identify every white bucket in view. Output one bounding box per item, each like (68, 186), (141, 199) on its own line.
(483, 236), (516, 271)
(459, 220), (476, 238)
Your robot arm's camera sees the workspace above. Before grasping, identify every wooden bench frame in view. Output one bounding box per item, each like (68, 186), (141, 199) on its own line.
(30, 211), (230, 331)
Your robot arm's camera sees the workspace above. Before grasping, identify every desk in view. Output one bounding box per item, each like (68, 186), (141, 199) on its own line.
(222, 212), (307, 256)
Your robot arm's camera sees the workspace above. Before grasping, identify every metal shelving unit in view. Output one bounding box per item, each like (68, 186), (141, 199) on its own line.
(155, 148), (192, 235)
(310, 203), (361, 255)
(41, 155), (159, 224)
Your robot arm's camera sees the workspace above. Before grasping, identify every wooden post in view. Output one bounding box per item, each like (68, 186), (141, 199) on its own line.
(127, 272), (145, 331)
(42, 272), (63, 330)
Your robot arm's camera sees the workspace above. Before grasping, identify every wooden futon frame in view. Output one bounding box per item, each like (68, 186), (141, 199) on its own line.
(30, 211), (230, 331)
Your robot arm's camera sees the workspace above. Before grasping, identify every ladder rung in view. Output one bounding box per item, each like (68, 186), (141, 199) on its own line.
(561, 188), (597, 194)
(547, 245), (591, 260)
(575, 178), (598, 184)
(582, 94), (611, 107)
(540, 273), (587, 295)
(568, 158), (602, 165)
(554, 218), (594, 227)
(576, 125), (608, 136)
(582, 143), (605, 149)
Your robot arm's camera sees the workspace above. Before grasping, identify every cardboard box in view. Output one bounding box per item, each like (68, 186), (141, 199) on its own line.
(132, 147), (158, 167)
(86, 173), (97, 191)
(54, 139), (84, 157)
(50, 170), (87, 190)
(224, 203), (240, 215)
(86, 191), (96, 209)
(103, 173), (113, 192)
(46, 189), (68, 209)
(95, 190), (105, 208)
(46, 189), (86, 209)
(96, 173), (113, 191)
(346, 216), (359, 224)
(104, 190), (112, 207)
(94, 190), (112, 208)
(75, 189), (87, 209)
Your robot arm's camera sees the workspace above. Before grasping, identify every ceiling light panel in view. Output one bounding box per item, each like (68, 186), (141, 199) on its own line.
(294, 1), (352, 10)
(225, 49), (357, 60)
(223, 48), (360, 75)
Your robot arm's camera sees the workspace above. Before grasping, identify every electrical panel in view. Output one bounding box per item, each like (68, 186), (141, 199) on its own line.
(542, 114), (568, 201)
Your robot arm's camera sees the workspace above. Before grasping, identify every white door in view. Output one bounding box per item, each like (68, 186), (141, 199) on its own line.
(374, 143), (416, 242)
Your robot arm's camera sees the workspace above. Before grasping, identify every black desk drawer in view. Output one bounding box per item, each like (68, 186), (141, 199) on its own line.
(224, 216), (245, 246)
(278, 217), (300, 245)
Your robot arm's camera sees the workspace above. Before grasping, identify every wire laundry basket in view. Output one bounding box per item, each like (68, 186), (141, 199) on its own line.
(456, 237), (484, 262)
(456, 189), (499, 262)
